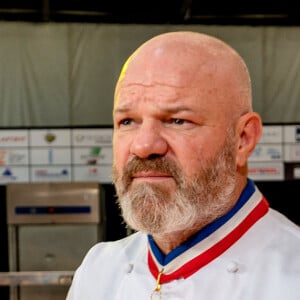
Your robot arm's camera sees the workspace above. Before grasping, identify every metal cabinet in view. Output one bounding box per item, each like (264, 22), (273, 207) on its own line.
(3, 182), (104, 300)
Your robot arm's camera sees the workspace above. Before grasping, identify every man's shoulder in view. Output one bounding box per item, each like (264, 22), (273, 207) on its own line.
(84, 231), (147, 260)
(265, 208), (300, 238)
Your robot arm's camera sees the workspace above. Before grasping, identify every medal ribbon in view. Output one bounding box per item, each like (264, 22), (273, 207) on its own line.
(148, 196), (269, 284)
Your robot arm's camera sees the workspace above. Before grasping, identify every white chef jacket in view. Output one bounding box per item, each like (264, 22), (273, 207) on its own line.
(66, 180), (300, 300)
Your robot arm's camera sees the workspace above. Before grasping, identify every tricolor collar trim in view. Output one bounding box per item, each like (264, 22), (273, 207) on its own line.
(147, 180), (269, 283)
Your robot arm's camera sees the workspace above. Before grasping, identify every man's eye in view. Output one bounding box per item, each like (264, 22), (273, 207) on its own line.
(120, 119), (132, 126)
(172, 118), (185, 125)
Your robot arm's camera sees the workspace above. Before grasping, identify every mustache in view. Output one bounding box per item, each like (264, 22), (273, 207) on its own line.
(121, 156), (182, 186)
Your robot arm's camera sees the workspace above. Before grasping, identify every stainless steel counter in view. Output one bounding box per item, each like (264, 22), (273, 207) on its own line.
(0, 271), (74, 286)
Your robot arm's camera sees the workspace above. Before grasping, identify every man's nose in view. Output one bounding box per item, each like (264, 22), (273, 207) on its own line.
(129, 123), (168, 159)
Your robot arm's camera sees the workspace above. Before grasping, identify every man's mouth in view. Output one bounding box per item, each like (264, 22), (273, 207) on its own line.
(131, 171), (173, 181)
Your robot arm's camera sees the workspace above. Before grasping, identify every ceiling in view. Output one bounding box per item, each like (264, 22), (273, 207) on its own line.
(0, 0), (299, 25)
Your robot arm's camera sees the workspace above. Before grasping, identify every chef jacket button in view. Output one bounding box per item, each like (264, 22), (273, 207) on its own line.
(226, 261), (239, 273)
(124, 263), (134, 274)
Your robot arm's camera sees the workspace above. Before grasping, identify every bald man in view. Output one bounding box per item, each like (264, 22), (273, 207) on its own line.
(66, 31), (300, 300)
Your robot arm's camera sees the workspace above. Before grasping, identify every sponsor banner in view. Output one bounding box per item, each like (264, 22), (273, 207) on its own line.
(0, 148), (29, 165)
(284, 144), (300, 162)
(30, 129), (71, 146)
(31, 166), (72, 182)
(0, 166), (29, 183)
(0, 130), (29, 147)
(259, 125), (283, 143)
(72, 128), (113, 146)
(72, 146), (113, 165)
(30, 148), (71, 165)
(250, 144), (283, 162)
(248, 162), (284, 181)
(283, 125), (300, 143)
(73, 165), (112, 183)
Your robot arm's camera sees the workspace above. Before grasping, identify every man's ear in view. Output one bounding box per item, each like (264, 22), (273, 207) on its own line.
(236, 112), (262, 168)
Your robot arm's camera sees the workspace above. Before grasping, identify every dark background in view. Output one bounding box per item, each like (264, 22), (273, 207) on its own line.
(0, 0), (299, 25)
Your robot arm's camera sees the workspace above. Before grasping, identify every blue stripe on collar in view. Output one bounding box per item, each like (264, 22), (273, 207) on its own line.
(148, 178), (256, 265)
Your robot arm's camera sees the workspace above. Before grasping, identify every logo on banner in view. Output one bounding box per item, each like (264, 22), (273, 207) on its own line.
(0, 168), (17, 181)
(45, 133), (56, 143)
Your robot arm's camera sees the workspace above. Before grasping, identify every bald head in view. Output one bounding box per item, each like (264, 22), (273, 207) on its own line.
(115, 31), (252, 122)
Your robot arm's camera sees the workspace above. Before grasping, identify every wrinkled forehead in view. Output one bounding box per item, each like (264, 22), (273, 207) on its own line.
(114, 33), (251, 118)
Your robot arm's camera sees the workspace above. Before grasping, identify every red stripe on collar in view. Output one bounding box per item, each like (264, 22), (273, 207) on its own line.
(148, 197), (269, 283)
